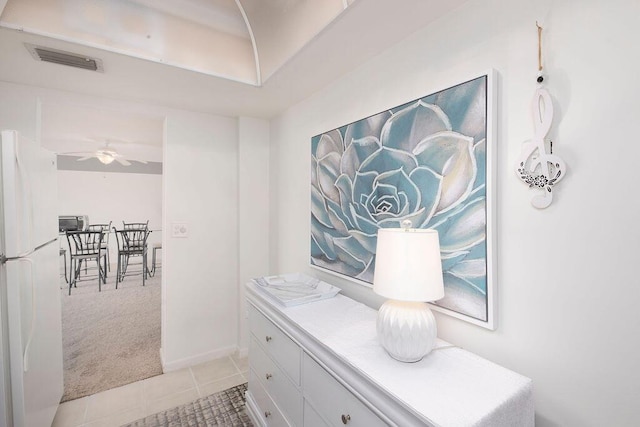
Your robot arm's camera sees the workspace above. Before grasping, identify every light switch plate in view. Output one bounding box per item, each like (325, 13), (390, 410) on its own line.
(171, 222), (188, 238)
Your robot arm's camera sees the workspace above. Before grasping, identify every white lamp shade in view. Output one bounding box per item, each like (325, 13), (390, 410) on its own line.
(373, 228), (444, 302)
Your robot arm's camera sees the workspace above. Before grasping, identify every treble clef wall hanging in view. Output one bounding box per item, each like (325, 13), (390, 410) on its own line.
(515, 22), (567, 209)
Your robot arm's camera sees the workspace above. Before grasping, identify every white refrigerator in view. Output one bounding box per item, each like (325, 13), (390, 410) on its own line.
(0, 130), (63, 427)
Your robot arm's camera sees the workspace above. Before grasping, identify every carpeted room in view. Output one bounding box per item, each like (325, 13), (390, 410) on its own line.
(60, 267), (163, 402)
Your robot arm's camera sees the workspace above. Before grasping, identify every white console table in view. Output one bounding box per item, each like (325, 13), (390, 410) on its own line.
(245, 282), (534, 427)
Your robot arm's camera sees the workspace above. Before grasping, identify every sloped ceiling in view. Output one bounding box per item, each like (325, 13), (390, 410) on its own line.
(0, 0), (355, 85)
(0, 0), (469, 159)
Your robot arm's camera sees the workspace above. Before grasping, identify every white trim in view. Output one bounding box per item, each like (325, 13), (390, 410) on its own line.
(236, 346), (249, 359)
(158, 347), (165, 372)
(161, 345), (237, 373)
(234, 0), (261, 86)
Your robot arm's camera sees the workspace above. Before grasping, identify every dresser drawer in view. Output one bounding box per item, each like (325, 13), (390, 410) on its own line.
(249, 304), (301, 385)
(303, 353), (386, 427)
(250, 336), (303, 426)
(304, 400), (330, 427)
(249, 370), (291, 427)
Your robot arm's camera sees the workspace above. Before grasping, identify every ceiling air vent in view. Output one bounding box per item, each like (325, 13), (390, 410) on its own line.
(25, 44), (104, 72)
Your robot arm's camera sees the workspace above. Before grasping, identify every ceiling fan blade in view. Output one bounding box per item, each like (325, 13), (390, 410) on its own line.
(115, 157), (131, 166)
(88, 137), (159, 147)
(132, 159), (148, 164)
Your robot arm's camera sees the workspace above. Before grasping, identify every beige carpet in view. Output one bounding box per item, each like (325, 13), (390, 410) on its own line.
(60, 266), (162, 402)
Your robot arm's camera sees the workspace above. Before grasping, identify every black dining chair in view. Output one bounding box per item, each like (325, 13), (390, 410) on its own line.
(65, 230), (108, 294)
(87, 221), (112, 272)
(149, 242), (162, 277)
(113, 227), (152, 287)
(123, 220), (149, 231)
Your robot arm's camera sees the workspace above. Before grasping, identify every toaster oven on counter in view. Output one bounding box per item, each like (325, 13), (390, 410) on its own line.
(58, 215), (89, 233)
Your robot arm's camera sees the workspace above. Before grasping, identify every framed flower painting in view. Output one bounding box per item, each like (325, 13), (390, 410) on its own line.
(310, 71), (497, 329)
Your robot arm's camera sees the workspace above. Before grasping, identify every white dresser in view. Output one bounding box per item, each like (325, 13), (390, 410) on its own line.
(245, 282), (534, 427)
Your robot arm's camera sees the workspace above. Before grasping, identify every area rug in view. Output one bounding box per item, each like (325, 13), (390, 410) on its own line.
(123, 383), (253, 427)
(60, 268), (162, 402)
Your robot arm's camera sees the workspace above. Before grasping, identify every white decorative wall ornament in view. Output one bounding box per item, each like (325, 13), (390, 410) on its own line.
(515, 23), (566, 209)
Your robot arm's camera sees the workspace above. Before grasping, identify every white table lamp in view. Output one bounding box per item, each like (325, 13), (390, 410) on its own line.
(373, 225), (445, 362)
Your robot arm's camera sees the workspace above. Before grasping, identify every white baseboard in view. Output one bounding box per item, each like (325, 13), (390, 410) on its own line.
(236, 346), (249, 358)
(161, 345), (237, 372)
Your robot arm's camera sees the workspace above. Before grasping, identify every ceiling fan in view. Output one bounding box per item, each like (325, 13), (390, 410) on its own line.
(62, 139), (148, 166)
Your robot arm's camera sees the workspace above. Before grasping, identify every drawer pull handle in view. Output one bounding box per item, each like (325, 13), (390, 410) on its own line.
(341, 414), (351, 424)
(265, 411), (271, 418)
(265, 373), (272, 380)
(265, 335), (272, 342)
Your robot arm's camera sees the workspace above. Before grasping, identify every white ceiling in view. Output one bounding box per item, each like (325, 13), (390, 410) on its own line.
(40, 102), (164, 162)
(0, 0), (469, 161)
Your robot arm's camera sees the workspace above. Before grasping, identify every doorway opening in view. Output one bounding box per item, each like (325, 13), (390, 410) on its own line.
(42, 101), (164, 401)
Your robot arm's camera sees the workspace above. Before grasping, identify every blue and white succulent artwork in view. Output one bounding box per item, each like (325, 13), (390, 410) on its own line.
(311, 75), (493, 323)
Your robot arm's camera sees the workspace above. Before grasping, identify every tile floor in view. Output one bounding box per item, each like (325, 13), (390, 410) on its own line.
(52, 353), (249, 427)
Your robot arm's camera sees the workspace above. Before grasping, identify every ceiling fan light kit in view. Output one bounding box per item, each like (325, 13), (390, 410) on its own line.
(60, 139), (147, 166)
(96, 151), (115, 164)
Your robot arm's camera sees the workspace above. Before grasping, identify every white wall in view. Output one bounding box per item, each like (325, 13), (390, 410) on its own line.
(57, 170), (162, 263)
(162, 109), (240, 368)
(269, 0), (640, 425)
(0, 81), (40, 141)
(237, 117), (270, 353)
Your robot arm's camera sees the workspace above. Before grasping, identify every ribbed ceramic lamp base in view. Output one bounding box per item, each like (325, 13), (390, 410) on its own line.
(376, 300), (437, 363)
